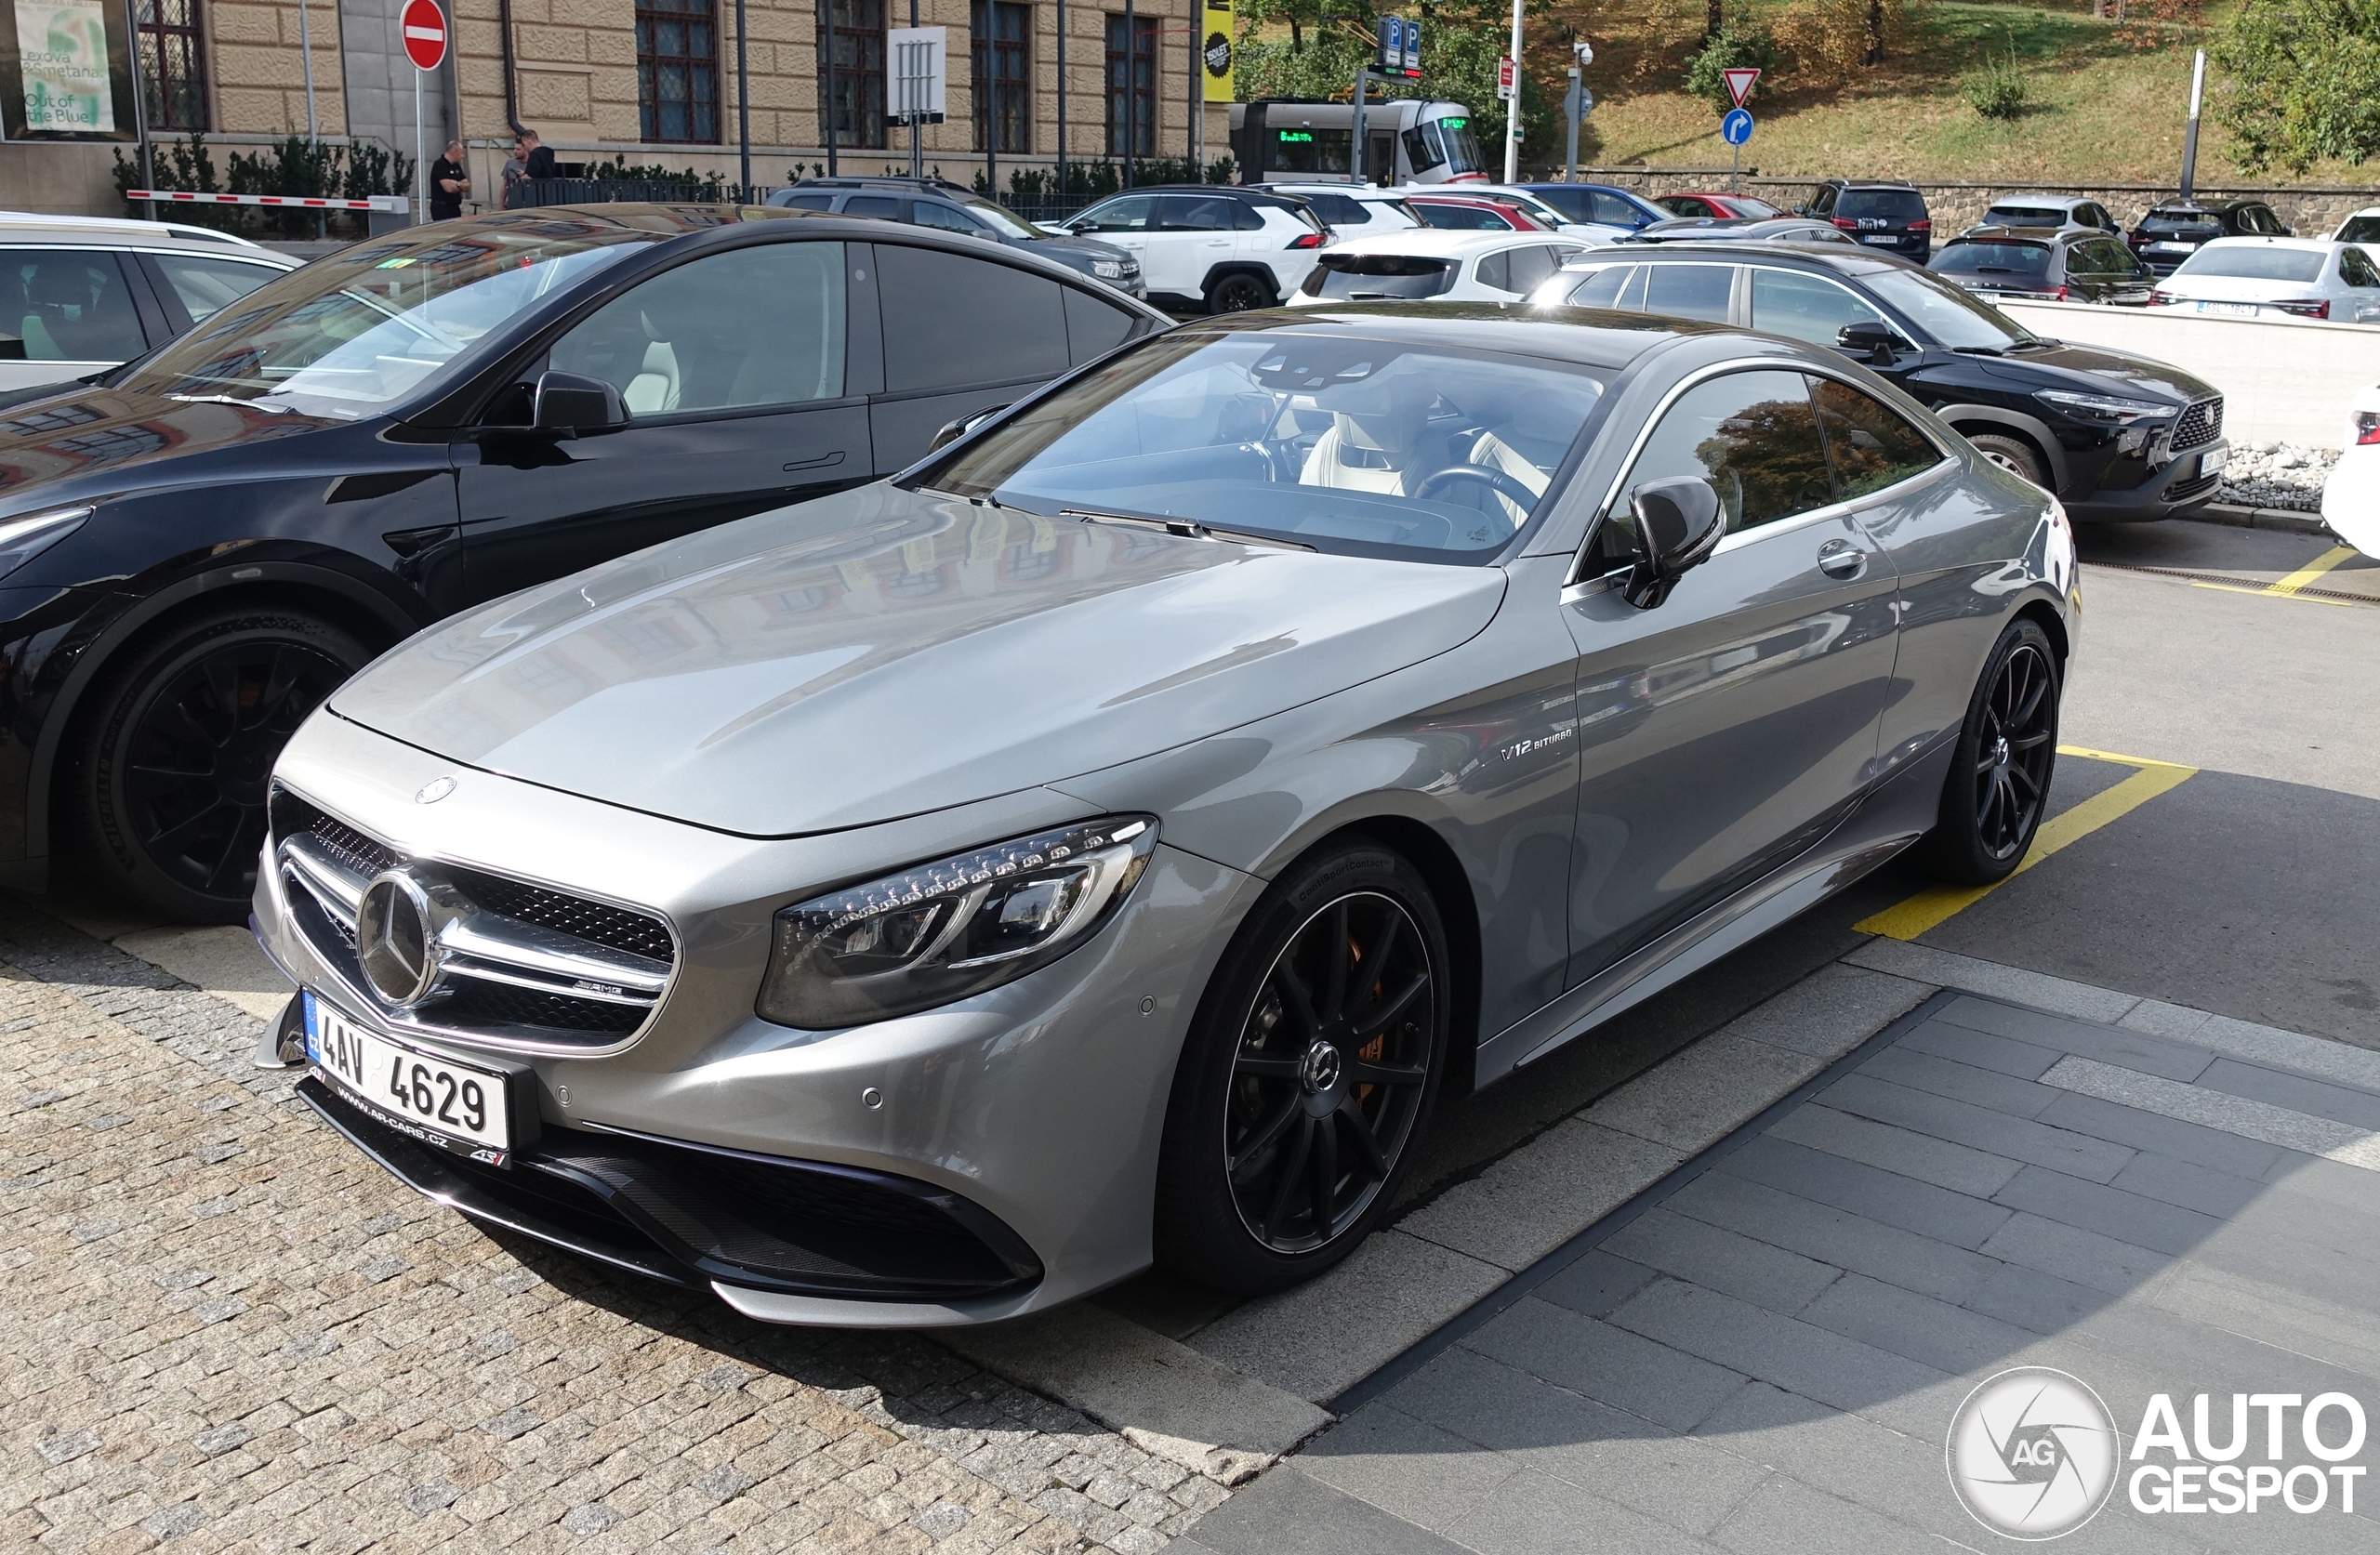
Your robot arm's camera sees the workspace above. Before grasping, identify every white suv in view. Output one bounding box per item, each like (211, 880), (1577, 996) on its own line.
(1058, 187), (1327, 313)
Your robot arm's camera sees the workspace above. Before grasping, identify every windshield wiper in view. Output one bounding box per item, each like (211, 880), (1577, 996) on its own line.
(1062, 507), (1315, 552)
(1950, 346), (2005, 356)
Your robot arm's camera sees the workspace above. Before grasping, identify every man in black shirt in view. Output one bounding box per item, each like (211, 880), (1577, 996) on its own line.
(430, 139), (469, 220)
(521, 130), (559, 181)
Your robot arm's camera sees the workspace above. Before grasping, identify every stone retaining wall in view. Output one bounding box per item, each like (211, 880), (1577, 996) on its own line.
(1566, 167), (2380, 236)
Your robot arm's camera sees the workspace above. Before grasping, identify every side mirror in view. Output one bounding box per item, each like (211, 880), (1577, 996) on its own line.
(1621, 477), (1725, 609)
(1837, 321), (1901, 366)
(532, 370), (628, 437)
(927, 402), (1011, 453)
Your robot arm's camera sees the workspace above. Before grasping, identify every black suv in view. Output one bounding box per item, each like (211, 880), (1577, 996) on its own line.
(1531, 244), (2224, 521)
(1800, 178), (1934, 262)
(1928, 227), (2155, 306)
(2128, 199), (2291, 276)
(767, 176), (1146, 298)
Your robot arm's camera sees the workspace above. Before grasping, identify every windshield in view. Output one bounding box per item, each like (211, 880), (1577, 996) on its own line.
(2141, 209), (2218, 236)
(961, 196), (1043, 240)
(918, 331), (1606, 562)
(1864, 266), (2034, 349)
(2337, 216), (2380, 244)
(1984, 205), (2069, 227)
(1306, 255), (1455, 299)
(1932, 241), (2055, 278)
(1837, 190), (1926, 221)
(2175, 245), (2325, 283)
(1429, 114), (1488, 177)
(121, 218), (648, 414)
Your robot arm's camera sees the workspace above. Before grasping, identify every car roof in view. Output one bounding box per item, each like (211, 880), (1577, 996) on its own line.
(1098, 184), (1308, 209)
(0, 212), (287, 255)
(1984, 194), (2091, 208)
(1322, 230), (1570, 257)
(1183, 299), (1719, 372)
(1258, 182), (1406, 200)
(2192, 235), (2339, 253)
(1948, 226), (2076, 244)
(1564, 241), (1912, 275)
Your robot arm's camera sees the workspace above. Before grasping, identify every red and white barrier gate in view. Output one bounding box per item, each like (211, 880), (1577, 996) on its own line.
(125, 191), (410, 213)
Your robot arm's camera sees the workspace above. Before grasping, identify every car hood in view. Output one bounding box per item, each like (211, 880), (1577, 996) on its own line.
(0, 380), (343, 513)
(1977, 340), (2216, 405)
(328, 483), (1509, 837)
(1024, 233), (1133, 265)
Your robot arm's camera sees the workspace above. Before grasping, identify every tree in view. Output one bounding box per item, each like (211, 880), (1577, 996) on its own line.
(2215, 0), (2380, 173)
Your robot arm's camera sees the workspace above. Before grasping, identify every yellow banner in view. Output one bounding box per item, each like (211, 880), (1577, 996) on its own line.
(1203, 0), (1235, 103)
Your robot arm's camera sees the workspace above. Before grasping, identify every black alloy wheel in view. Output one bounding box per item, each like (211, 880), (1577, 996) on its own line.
(1922, 618), (2060, 887)
(1209, 272), (1274, 314)
(1156, 842), (1449, 1293)
(76, 608), (369, 921)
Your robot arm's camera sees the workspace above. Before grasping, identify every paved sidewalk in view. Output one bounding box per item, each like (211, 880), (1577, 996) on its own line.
(1186, 992), (2380, 1554)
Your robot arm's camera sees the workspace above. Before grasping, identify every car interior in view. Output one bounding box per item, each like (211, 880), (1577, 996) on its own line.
(3, 253), (147, 362)
(549, 243), (847, 415)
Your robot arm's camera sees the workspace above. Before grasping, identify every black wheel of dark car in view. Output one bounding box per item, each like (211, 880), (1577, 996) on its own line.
(73, 608), (369, 921)
(1208, 272), (1274, 314)
(1920, 618), (2060, 887)
(1155, 841), (1448, 1293)
(1967, 432), (2051, 490)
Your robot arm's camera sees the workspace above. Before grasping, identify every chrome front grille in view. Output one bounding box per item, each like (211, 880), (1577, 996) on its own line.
(270, 791), (676, 1054)
(2173, 397), (2223, 452)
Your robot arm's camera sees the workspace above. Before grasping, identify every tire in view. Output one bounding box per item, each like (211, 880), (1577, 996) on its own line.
(1966, 432), (2052, 491)
(1207, 272), (1274, 315)
(1154, 839), (1450, 1294)
(70, 606), (371, 922)
(1918, 618), (2061, 888)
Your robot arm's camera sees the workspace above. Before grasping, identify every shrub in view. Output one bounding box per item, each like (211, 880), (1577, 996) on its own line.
(2215, 0), (2380, 173)
(1963, 30), (2031, 122)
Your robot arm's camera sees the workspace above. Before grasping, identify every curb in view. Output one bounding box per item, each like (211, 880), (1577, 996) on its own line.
(2185, 501), (2334, 537)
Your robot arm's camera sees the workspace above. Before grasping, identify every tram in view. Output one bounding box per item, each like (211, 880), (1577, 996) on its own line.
(1229, 99), (1488, 186)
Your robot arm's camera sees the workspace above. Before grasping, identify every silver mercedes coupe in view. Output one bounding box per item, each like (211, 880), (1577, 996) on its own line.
(254, 306), (2078, 1326)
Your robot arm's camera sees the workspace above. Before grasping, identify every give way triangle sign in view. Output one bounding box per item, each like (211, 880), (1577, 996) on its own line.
(1723, 67), (1760, 108)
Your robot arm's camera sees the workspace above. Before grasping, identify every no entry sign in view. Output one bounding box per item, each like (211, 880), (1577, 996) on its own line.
(402, 0), (447, 72)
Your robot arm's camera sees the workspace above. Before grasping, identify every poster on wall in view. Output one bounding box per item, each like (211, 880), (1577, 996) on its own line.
(0, 0), (138, 139)
(1203, 0), (1235, 103)
(17, 0), (113, 131)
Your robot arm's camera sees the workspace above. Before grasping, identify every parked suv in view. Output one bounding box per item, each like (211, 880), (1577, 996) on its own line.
(1057, 185), (1325, 312)
(1928, 227), (2154, 305)
(0, 213), (296, 395)
(2129, 199), (2290, 276)
(1967, 194), (2121, 235)
(767, 176), (1145, 297)
(1800, 178), (1934, 261)
(1532, 243), (2225, 521)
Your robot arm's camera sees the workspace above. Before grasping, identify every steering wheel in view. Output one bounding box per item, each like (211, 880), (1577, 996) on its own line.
(1409, 462), (1543, 513)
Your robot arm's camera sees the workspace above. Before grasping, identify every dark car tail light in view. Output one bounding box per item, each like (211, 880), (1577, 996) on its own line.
(1909, 218), (1933, 233)
(2054, 284), (2069, 300)
(2357, 411), (2380, 446)
(1831, 217), (1858, 231)
(2148, 290), (2175, 307)
(1286, 231), (1324, 249)
(2272, 297), (2331, 319)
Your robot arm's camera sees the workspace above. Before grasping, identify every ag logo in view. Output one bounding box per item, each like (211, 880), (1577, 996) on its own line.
(1947, 1367), (2118, 1539)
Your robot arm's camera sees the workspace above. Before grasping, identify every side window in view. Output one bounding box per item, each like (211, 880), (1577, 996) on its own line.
(914, 202), (981, 234)
(2342, 246), (2380, 288)
(1590, 191), (1646, 228)
(1622, 370), (1834, 537)
(1063, 286), (1140, 363)
(549, 242), (847, 416)
(1748, 268), (1886, 347)
(1807, 185), (1836, 217)
(1233, 202), (1269, 232)
(1161, 195), (1236, 231)
(1809, 376), (1939, 499)
(151, 255), (284, 327)
(1640, 263), (1733, 323)
(1, 249), (148, 362)
(1506, 244), (1566, 296)
(878, 244), (1069, 391)
(1563, 264), (1633, 308)
(843, 194), (904, 220)
(1474, 249), (1513, 294)
(779, 192), (835, 210)
(1079, 195), (1154, 233)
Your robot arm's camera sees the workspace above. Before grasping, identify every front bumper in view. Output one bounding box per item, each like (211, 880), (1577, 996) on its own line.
(2065, 437), (2227, 521)
(257, 710), (1258, 1324)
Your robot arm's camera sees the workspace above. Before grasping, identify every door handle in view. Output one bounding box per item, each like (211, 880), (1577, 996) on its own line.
(1817, 540), (1867, 580)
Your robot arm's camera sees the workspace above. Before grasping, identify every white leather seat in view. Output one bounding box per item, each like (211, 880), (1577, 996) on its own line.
(623, 340), (681, 415)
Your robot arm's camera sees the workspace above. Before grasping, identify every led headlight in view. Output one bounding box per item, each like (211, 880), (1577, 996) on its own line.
(2032, 389), (2172, 426)
(0, 505), (92, 579)
(1091, 259), (1124, 279)
(757, 816), (1158, 1029)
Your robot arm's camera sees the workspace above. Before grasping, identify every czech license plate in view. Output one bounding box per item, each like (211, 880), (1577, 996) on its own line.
(2197, 301), (2256, 317)
(306, 991), (514, 1162)
(2197, 443), (2229, 478)
(2148, 241), (2190, 254)
(1859, 234), (1899, 245)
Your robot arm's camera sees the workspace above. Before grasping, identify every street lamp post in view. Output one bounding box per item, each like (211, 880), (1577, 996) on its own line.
(1501, 0), (1522, 183)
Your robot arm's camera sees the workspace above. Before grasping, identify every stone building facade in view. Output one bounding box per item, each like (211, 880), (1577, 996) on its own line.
(1, 0), (1229, 215)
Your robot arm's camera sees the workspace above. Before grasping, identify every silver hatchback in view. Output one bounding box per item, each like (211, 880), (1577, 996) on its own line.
(255, 306), (2078, 1325)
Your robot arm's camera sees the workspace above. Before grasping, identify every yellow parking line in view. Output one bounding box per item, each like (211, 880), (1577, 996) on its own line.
(1854, 745), (2197, 942)
(2189, 580), (2351, 608)
(2267, 546), (2360, 596)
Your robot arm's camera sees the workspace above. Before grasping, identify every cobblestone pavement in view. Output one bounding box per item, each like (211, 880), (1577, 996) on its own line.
(0, 902), (1230, 1554)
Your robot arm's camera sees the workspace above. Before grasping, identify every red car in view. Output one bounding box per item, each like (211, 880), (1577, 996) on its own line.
(1405, 194), (1555, 232)
(1658, 191), (1784, 221)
